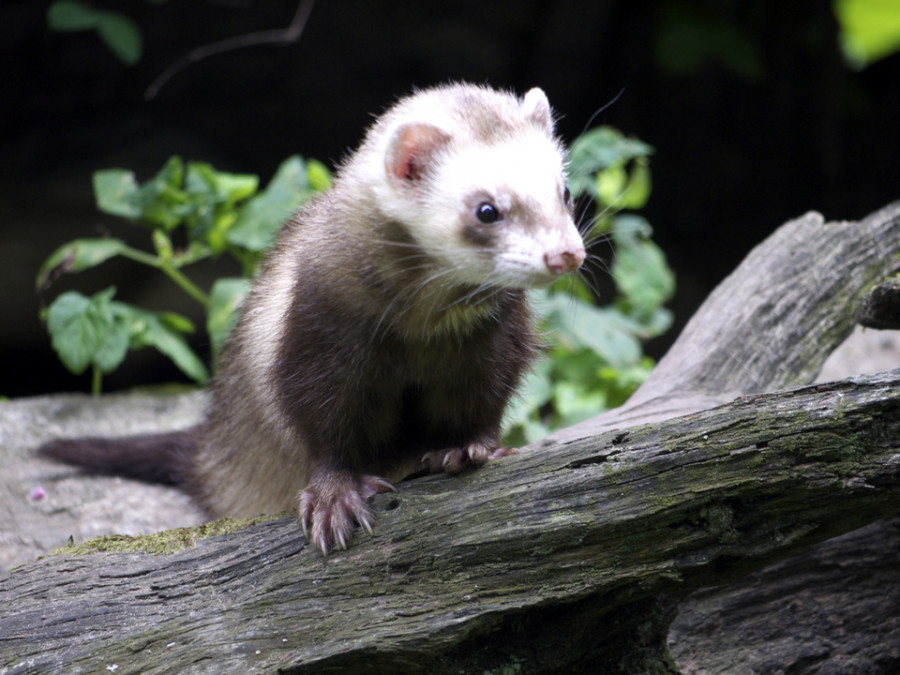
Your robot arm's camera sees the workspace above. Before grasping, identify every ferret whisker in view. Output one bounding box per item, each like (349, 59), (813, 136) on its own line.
(581, 225), (612, 250)
(577, 257), (607, 298)
(575, 88), (625, 139)
(371, 274), (438, 339)
(371, 263), (471, 339)
(443, 283), (503, 313)
(575, 198), (596, 230)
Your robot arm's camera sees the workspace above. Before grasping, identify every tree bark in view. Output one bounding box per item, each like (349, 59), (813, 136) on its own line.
(2, 202), (899, 674)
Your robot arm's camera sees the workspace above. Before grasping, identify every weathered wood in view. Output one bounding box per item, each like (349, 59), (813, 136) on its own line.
(669, 516), (900, 674)
(2, 201), (900, 674)
(2, 370), (899, 674)
(860, 275), (900, 329)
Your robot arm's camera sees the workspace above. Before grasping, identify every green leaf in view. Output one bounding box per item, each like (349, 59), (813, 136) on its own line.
(46, 288), (208, 385)
(152, 229), (173, 261)
(95, 11), (142, 65)
(46, 288), (119, 375)
(535, 291), (643, 368)
(158, 311), (196, 335)
(47, 1), (98, 31)
(611, 216), (676, 319)
(47, 2), (143, 66)
(568, 127), (654, 200)
(306, 159), (333, 192)
(36, 238), (127, 288)
(835, 0), (900, 67)
(114, 303), (209, 384)
(182, 162), (259, 252)
(94, 158), (188, 228)
(567, 308), (643, 367)
(611, 214), (653, 243)
(204, 165), (259, 205)
(552, 380), (607, 425)
(598, 359), (655, 408)
(596, 162), (628, 206)
(94, 169), (141, 219)
(502, 360), (553, 429)
(552, 349), (604, 385)
(184, 162), (252, 212)
(227, 156), (312, 252)
(134, 156), (187, 229)
(92, 317), (130, 373)
(207, 277), (251, 360)
(619, 159), (652, 210)
(503, 418), (552, 447)
(638, 307), (674, 340)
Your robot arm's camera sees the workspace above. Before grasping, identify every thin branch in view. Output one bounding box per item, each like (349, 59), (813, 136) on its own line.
(144, 0), (316, 101)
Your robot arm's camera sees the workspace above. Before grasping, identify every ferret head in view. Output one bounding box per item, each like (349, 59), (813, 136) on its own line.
(364, 84), (585, 290)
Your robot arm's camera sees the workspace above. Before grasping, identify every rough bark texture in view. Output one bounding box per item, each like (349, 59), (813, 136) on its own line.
(669, 517), (900, 674)
(2, 202), (900, 674)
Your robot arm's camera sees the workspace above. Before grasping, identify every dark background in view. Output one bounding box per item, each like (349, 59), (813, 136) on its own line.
(2, 0), (898, 397)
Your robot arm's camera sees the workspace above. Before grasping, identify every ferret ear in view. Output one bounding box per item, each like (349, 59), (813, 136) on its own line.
(385, 123), (451, 188)
(522, 87), (554, 133)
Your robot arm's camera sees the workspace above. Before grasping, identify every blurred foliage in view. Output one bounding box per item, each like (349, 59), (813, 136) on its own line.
(503, 128), (674, 444)
(834, 0), (900, 68)
(655, 1), (764, 81)
(45, 0), (168, 65)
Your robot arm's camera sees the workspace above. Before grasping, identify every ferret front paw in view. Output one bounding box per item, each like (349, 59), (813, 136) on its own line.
(422, 441), (517, 475)
(297, 471), (396, 555)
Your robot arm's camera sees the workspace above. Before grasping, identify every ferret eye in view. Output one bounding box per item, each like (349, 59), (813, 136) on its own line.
(563, 186), (572, 206)
(476, 201), (500, 224)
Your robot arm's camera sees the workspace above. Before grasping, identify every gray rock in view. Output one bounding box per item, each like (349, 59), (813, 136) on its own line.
(0, 390), (208, 573)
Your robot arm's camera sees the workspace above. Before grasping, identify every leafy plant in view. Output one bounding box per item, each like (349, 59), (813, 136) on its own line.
(38, 127), (673, 443)
(503, 127), (675, 444)
(38, 155), (331, 394)
(45, 287), (208, 396)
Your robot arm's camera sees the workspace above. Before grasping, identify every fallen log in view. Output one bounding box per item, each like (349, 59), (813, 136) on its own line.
(2, 202), (899, 674)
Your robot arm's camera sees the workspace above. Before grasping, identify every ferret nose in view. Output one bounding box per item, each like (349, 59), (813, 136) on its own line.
(543, 248), (586, 275)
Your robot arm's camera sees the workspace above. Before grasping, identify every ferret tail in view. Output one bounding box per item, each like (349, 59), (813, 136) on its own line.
(36, 429), (196, 486)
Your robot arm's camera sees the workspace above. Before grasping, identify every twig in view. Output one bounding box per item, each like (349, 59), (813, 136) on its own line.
(144, 0), (315, 100)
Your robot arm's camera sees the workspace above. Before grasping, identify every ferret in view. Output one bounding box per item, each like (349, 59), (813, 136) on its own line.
(38, 83), (586, 555)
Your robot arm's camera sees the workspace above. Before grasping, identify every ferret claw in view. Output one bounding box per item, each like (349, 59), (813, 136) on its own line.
(362, 475), (397, 497)
(357, 509), (375, 535)
(296, 471), (395, 555)
(423, 440), (513, 475)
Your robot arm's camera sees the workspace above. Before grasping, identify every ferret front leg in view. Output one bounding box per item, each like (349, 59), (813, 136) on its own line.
(297, 466), (396, 555)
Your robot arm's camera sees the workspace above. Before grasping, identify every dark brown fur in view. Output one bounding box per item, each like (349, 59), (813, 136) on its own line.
(38, 431), (193, 485)
(274, 280), (534, 477)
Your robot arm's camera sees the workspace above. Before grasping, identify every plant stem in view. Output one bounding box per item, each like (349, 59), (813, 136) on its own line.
(118, 245), (210, 307)
(92, 366), (102, 397)
(160, 261), (210, 307)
